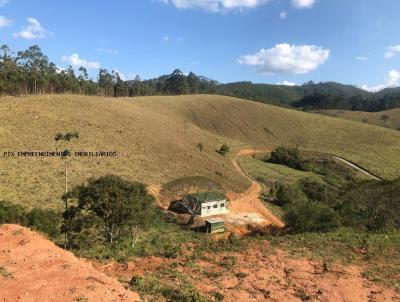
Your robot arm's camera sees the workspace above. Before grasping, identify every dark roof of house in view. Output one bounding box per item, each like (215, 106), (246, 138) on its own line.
(188, 191), (226, 203)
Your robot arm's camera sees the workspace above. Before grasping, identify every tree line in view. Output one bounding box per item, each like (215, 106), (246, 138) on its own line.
(2, 44), (400, 112)
(292, 92), (400, 112)
(0, 44), (218, 97)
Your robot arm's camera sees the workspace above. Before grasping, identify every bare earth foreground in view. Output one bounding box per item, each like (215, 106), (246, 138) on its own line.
(1, 225), (399, 302)
(0, 224), (141, 302)
(97, 244), (400, 302)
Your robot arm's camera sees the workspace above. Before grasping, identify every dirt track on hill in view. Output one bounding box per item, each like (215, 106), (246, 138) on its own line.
(226, 148), (285, 229)
(0, 224), (141, 302)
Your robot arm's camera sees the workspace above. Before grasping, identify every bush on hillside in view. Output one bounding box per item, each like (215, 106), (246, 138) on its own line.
(0, 200), (27, 225)
(63, 175), (158, 247)
(340, 179), (400, 231)
(0, 200), (61, 238)
(274, 183), (308, 207)
(268, 147), (305, 170)
(283, 199), (340, 233)
(27, 208), (61, 238)
(299, 180), (340, 208)
(217, 144), (230, 156)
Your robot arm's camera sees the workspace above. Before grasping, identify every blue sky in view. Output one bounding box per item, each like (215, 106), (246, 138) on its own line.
(1, 0), (400, 91)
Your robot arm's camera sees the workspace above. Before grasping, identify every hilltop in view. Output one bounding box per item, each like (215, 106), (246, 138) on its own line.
(1, 94), (400, 209)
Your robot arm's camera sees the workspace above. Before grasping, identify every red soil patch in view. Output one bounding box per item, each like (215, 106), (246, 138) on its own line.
(96, 242), (400, 302)
(0, 224), (141, 302)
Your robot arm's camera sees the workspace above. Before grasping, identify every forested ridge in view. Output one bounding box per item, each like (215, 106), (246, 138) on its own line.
(1, 44), (400, 112)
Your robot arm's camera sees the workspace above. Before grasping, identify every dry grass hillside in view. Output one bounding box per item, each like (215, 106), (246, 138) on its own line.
(313, 108), (400, 130)
(1, 94), (400, 209)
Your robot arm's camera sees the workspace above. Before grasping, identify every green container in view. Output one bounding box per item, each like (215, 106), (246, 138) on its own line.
(205, 219), (225, 234)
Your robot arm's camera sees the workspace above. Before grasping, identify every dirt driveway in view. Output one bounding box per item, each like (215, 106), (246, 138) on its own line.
(222, 148), (284, 232)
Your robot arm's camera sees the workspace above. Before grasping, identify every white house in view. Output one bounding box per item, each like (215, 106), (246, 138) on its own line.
(185, 191), (229, 217)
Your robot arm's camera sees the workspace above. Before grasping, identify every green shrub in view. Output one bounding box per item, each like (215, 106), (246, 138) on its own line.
(217, 144), (230, 156)
(299, 180), (340, 208)
(0, 200), (28, 225)
(340, 179), (400, 231)
(27, 208), (61, 238)
(63, 175), (157, 246)
(269, 146), (305, 170)
(275, 183), (308, 207)
(283, 199), (340, 233)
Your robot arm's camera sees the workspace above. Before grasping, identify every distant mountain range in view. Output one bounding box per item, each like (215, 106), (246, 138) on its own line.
(131, 70), (400, 112)
(215, 81), (400, 111)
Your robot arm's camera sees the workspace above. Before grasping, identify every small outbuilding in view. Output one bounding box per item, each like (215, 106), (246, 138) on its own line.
(205, 218), (225, 234)
(185, 191), (228, 217)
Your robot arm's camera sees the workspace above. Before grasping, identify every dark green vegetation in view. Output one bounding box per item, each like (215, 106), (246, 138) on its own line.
(216, 144), (230, 156)
(0, 200), (61, 238)
(260, 147), (400, 234)
(293, 91), (400, 112)
(2, 44), (400, 111)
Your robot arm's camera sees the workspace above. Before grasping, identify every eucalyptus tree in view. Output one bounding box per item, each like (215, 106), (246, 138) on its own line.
(55, 131), (80, 248)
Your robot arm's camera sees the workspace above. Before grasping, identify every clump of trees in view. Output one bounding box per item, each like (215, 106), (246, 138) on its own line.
(62, 175), (158, 248)
(264, 146), (400, 234)
(0, 200), (61, 238)
(268, 146), (305, 170)
(270, 178), (400, 234)
(340, 180), (400, 231)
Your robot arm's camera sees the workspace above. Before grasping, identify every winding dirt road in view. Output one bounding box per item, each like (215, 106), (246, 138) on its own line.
(225, 148), (380, 232)
(226, 148), (285, 229)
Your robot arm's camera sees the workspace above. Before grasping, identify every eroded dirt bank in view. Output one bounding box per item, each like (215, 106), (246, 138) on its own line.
(0, 224), (141, 302)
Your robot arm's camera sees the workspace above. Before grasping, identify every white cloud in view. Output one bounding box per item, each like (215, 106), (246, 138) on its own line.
(160, 0), (269, 12)
(55, 66), (66, 74)
(13, 17), (52, 39)
(291, 0), (315, 9)
(0, 0), (9, 7)
(239, 43), (330, 75)
(279, 10), (288, 19)
(276, 80), (298, 86)
(96, 48), (118, 55)
(61, 53), (101, 70)
(384, 45), (400, 59)
(355, 56), (367, 61)
(361, 69), (400, 92)
(0, 16), (13, 27)
(163, 35), (170, 42)
(112, 70), (138, 81)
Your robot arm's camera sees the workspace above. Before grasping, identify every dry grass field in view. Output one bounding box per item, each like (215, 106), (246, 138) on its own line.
(313, 108), (400, 130)
(1, 94), (400, 209)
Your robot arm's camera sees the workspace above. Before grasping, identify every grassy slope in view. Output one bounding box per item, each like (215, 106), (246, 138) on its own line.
(313, 108), (400, 130)
(238, 156), (324, 184)
(1, 94), (400, 209)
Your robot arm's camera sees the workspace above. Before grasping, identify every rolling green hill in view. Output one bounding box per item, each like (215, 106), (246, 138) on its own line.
(215, 82), (303, 105)
(300, 81), (371, 98)
(1, 94), (400, 209)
